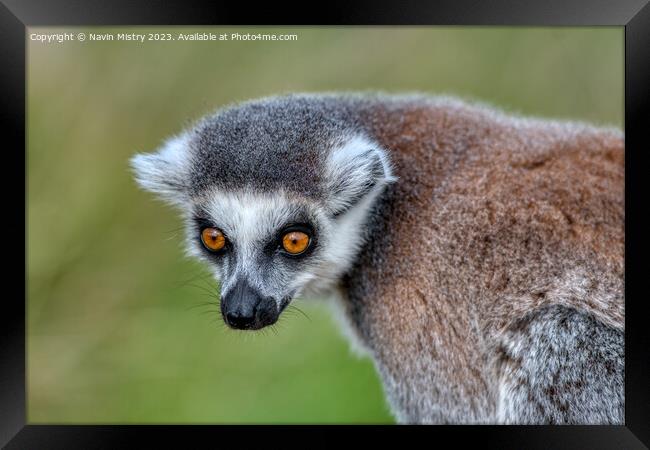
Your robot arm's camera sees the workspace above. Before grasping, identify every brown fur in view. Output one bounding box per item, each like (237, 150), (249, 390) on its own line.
(342, 99), (623, 423)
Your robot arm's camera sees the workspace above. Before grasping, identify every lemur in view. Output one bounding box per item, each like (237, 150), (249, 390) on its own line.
(131, 93), (624, 424)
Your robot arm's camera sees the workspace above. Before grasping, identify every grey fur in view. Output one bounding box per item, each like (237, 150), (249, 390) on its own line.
(496, 305), (623, 424)
(187, 95), (365, 199)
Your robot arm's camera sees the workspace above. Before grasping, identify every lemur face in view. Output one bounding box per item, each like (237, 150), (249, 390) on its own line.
(187, 190), (330, 329)
(131, 94), (395, 330)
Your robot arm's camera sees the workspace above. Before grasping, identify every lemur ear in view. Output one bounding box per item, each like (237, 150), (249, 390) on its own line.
(130, 134), (192, 206)
(324, 135), (397, 216)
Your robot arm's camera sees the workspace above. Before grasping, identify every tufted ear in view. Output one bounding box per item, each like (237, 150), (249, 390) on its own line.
(130, 134), (192, 206)
(324, 135), (397, 216)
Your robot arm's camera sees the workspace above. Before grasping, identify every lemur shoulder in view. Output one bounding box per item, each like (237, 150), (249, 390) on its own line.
(132, 93), (624, 424)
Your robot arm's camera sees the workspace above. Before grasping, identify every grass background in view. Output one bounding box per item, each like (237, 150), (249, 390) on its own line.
(27, 26), (623, 423)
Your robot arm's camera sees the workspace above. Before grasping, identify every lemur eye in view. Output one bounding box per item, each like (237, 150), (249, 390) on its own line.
(201, 227), (226, 252)
(282, 231), (310, 255)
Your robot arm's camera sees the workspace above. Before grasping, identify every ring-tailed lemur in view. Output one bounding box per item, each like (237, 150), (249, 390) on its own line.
(131, 93), (624, 424)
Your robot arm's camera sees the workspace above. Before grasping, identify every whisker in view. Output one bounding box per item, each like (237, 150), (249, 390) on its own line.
(173, 273), (216, 290)
(286, 304), (311, 322)
(185, 301), (219, 312)
(165, 225), (186, 235)
(183, 282), (219, 297)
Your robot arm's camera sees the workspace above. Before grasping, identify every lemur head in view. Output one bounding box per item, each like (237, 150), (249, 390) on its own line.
(131, 94), (395, 330)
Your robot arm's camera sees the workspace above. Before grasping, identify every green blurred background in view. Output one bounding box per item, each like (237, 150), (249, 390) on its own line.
(27, 26), (623, 423)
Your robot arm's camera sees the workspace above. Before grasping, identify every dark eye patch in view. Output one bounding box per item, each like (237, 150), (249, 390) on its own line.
(193, 216), (216, 231)
(262, 221), (318, 259)
(192, 215), (232, 258)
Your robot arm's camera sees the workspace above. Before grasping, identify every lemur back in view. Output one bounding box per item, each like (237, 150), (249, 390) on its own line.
(132, 93), (624, 424)
(340, 97), (623, 423)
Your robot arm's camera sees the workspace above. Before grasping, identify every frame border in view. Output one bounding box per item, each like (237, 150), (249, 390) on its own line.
(3, 1), (648, 447)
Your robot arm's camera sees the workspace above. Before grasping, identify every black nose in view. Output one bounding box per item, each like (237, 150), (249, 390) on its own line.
(221, 280), (278, 330)
(225, 309), (256, 329)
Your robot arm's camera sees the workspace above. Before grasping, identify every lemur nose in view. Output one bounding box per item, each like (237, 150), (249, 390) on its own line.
(221, 279), (279, 330)
(225, 309), (257, 329)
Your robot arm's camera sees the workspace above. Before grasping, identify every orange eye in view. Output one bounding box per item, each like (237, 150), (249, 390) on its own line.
(201, 227), (226, 252)
(282, 231), (310, 255)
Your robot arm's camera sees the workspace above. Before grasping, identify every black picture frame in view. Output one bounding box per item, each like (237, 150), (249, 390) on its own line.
(2, 1), (648, 448)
